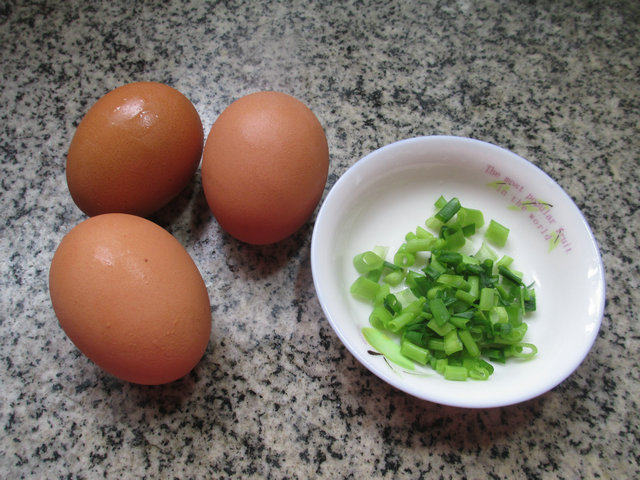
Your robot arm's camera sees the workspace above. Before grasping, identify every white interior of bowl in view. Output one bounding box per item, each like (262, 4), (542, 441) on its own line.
(311, 136), (605, 408)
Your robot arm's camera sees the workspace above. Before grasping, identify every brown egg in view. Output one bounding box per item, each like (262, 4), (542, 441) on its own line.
(67, 82), (203, 217)
(49, 214), (211, 385)
(201, 91), (329, 245)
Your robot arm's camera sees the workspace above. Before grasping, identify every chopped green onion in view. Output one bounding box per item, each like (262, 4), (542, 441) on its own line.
(374, 283), (390, 305)
(383, 270), (404, 286)
(435, 198), (461, 223)
(449, 316), (470, 329)
(369, 306), (393, 329)
(443, 330), (463, 355)
(415, 226), (433, 240)
(394, 246), (415, 267)
(353, 251), (384, 273)
(467, 276), (480, 299)
(400, 340), (431, 365)
(496, 255), (514, 269)
(474, 241), (498, 262)
(478, 288), (496, 311)
(498, 265), (524, 286)
(350, 276), (380, 303)
(383, 294), (402, 315)
(425, 215), (444, 231)
(427, 318), (454, 336)
(436, 251), (463, 266)
(353, 195), (537, 382)
(437, 274), (470, 291)
(444, 365), (468, 381)
(455, 289), (476, 305)
(435, 358), (448, 374)
(442, 226), (465, 250)
(505, 342), (537, 359)
(405, 238), (436, 253)
(372, 246), (389, 259)
(428, 298), (450, 326)
(395, 288), (418, 307)
(434, 195), (448, 210)
(362, 328), (414, 370)
(485, 219), (510, 247)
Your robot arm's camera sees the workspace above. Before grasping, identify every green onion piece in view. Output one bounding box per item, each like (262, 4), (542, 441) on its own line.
(505, 305), (523, 326)
(506, 342), (537, 359)
(437, 274), (470, 291)
(374, 283), (390, 305)
(434, 195), (448, 210)
(496, 255), (514, 269)
(444, 365), (468, 381)
(478, 288), (496, 311)
(403, 330), (425, 347)
(455, 289), (476, 304)
(415, 226), (434, 240)
(388, 298), (425, 332)
(461, 254), (480, 265)
(383, 260), (401, 272)
(427, 338), (445, 351)
(524, 289), (536, 312)
(435, 197), (461, 223)
(429, 256), (448, 274)
(383, 294), (402, 315)
(455, 207), (485, 230)
(394, 246), (415, 268)
(474, 241), (498, 262)
(366, 268), (383, 282)
(372, 245), (389, 260)
(369, 306), (393, 329)
(468, 364), (491, 380)
(395, 288), (418, 307)
(353, 251), (384, 273)
(494, 323), (528, 344)
(458, 330), (480, 357)
(405, 231), (417, 241)
(425, 215), (444, 231)
(427, 286), (445, 300)
(350, 276), (381, 303)
(443, 330), (463, 355)
(449, 316), (470, 329)
(424, 264), (442, 281)
(388, 310), (418, 332)
(485, 219), (510, 247)
(429, 298), (450, 326)
(437, 251), (463, 266)
(443, 227), (465, 250)
(435, 358), (448, 374)
(427, 319), (454, 336)
(462, 224), (475, 237)
(362, 328), (415, 370)
(400, 340), (431, 365)
(467, 276), (480, 299)
(489, 306), (508, 325)
(484, 348), (506, 363)
(405, 238), (435, 253)
(383, 270), (404, 286)
(498, 265), (524, 286)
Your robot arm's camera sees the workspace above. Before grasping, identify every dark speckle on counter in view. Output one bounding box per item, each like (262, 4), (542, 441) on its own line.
(1, 0), (639, 478)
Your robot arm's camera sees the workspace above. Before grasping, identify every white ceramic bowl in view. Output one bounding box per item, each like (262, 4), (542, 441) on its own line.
(311, 136), (605, 408)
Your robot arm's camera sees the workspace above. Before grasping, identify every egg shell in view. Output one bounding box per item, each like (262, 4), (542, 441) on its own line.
(67, 82), (204, 217)
(49, 214), (211, 385)
(201, 91), (329, 245)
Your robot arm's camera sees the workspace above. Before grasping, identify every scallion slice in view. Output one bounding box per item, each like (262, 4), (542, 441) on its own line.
(351, 195), (537, 381)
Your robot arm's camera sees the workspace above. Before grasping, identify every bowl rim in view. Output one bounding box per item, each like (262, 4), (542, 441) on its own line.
(311, 135), (606, 408)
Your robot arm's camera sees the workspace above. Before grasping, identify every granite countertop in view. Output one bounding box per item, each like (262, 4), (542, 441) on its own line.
(1, 0), (639, 478)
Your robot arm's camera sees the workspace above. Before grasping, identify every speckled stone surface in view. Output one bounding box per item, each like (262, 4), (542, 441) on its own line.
(1, 0), (639, 478)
